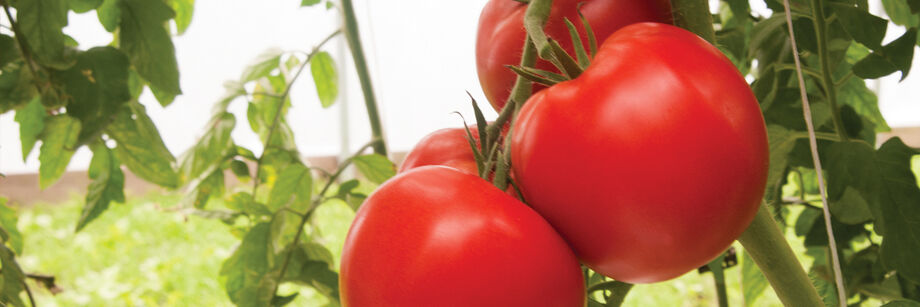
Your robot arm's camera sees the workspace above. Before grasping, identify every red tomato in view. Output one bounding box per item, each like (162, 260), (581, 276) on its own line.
(340, 166), (586, 306)
(398, 127), (481, 175)
(476, 0), (672, 111)
(511, 23), (769, 283)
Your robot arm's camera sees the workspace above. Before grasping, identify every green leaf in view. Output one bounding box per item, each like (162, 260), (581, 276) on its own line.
(853, 28), (917, 81)
(882, 0), (920, 27)
(96, 0), (121, 32)
(741, 250), (768, 306)
(267, 163), (313, 212)
(810, 270), (839, 307)
(242, 48), (283, 83)
(70, 0), (103, 13)
(830, 3), (888, 49)
(220, 223), (278, 307)
(301, 0), (321, 6)
(825, 141), (884, 227)
(0, 65), (35, 113)
(182, 170), (224, 209)
(0, 244), (26, 307)
(271, 293), (298, 307)
(279, 243), (339, 302)
(876, 138), (920, 284)
(59, 47), (132, 145)
(107, 102), (179, 188)
(38, 115), (81, 189)
(180, 112), (236, 182)
(0, 198), (24, 254)
(838, 77), (890, 132)
(168, 0), (195, 35)
(15, 0), (73, 68)
(226, 192), (271, 217)
(118, 0), (182, 106)
(310, 51), (338, 108)
(830, 187), (872, 224)
(14, 97), (46, 160)
(766, 125), (797, 187)
(229, 160), (250, 182)
(0, 35), (19, 67)
(76, 142), (125, 231)
(353, 154), (395, 184)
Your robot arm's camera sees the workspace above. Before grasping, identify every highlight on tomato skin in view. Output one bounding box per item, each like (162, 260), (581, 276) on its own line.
(339, 166), (587, 307)
(475, 0), (673, 111)
(510, 22), (769, 283)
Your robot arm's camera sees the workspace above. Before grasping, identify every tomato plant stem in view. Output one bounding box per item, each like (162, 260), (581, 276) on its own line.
(341, 0), (388, 156)
(809, 0), (849, 142)
(492, 37), (536, 191)
(738, 206), (824, 306)
(669, 0), (716, 44)
(706, 253), (729, 307)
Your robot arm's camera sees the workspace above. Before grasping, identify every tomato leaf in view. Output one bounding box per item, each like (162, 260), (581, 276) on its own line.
(353, 154), (395, 184)
(766, 125), (797, 189)
(181, 170), (224, 209)
(0, 244), (26, 307)
(226, 192), (271, 217)
(0, 34), (19, 67)
(241, 48), (283, 83)
(180, 112), (236, 182)
(0, 198), (24, 255)
(59, 47), (132, 145)
(168, 0), (195, 35)
(310, 51), (338, 108)
(741, 250), (768, 306)
(277, 243), (340, 302)
(96, 0), (121, 32)
(14, 97), (45, 160)
(70, 0), (103, 13)
(15, 0), (74, 69)
(229, 160), (251, 182)
(882, 300), (920, 307)
(107, 102), (180, 188)
(118, 0), (182, 106)
(875, 138), (920, 284)
(267, 163), (313, 212)
(220, 223), (278, 307)
(838, 76), (890, 132)
(853, 28), (917, 81)
(882, 0), (920, 27)
(301, 0), (321, 7)
(38, 115), (81, 189)
(76, 142), (126, 232)
(830, 3), (888, 50)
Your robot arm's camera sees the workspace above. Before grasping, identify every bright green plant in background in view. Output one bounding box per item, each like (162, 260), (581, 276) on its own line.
(1, 0), (920, 306)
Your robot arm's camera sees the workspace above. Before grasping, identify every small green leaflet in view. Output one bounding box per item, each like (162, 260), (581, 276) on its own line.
(225, 192), (271, 217)
(310, 51), (338, 108)
(809, 270), (839, 307)
(838, 76), (890, 132)
(14, 97), (45, 160)
(279, 242), (340, 303)
(0, 244), (26, 307)
(107, 102), (180, 188)
(180, 112), (236, 182)
(220, 223), (278, 307)
(0, 198), (23, 254)
(830, 3), (888, 50)
(267, 163), (313, 212)
(229, 160), (251, 182)
(241, 48), (283, 83)
(38, 115), (81, 189)
(15, 0), (73, 68)
(741, 250), (768, 306)
(118, 0), (182, 106)
(353, 154), (395, 184)
(70, 0), (103, 13)
(882, 0), (920, 27)
(766, 125), (797, 188)
(0, 35), (19, 67)
(60, 47), (132, 145)
(301, 0), (321, 6)
(883, 300), (920, 307)
(96, 0), (121, 32)
(853, 28), (917, 81)
(169, 0), (195, 35)
(76, 143), (126, 231)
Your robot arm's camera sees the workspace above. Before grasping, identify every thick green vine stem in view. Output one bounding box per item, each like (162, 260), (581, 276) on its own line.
(340, 0), (388, 156)
(739, 207), (824, 306)
(667, 0), (822, 305)
(669, 0), (716, 44)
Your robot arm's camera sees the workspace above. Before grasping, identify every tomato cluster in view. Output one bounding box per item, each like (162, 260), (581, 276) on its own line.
(341, 0), (768, 304)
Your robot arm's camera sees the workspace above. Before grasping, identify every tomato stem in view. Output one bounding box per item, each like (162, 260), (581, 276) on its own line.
(669, 0), (716, 44)
(341, 0), (388, 156)
(738, 206), (824, 306)
(706, 253), (729, 307)
(809, 0), (849, 143)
